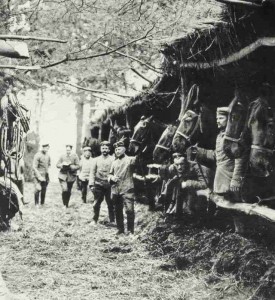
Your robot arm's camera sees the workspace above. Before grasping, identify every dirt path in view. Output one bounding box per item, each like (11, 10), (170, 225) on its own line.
(1, 183), (253, 300)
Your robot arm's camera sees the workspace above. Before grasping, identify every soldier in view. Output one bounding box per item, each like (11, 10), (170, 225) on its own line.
(56, 144), (80, 208)
(89, 141), (115, 224)
(149, 153), (209, 218)
(79, 146), (93, 203)
(108, 139), (137, 235)
(189, 107), (247, 199)
(33, 143), (51, 206)
(187, 107), (248, 231)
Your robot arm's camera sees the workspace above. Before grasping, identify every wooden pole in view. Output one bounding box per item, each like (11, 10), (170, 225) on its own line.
(0, 35), (67, 43)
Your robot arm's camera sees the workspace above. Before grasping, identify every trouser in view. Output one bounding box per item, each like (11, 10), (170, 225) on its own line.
(112, 193), (135, 233)
(80, 180), (88, 203)
(34, 178), (49, 205)
(59, 179), (74, 207)
(92, 185), (114, 222)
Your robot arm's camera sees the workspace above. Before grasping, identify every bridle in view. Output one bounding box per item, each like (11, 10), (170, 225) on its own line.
(174, 110), (201, 143)
(155, 143), (170, 152)
(224, 100), (249, 145)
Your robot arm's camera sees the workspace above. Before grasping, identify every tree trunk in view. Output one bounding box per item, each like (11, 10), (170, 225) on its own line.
(76, 100), (84, 157)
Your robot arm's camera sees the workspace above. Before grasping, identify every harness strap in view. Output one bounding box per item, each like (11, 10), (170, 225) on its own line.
(251, 144), (274, 154)
(155, 144), (170, 152)
(224, 135), (242, 143)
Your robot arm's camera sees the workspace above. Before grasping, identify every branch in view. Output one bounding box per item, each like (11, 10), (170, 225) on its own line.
(98, 42), (162, 74)
(57, 80), (131, 98)
(92, 94), (124, 104)
(0, 35), (67, 43)
(130, 68), (152, 83)
(42, 26), (155, 69)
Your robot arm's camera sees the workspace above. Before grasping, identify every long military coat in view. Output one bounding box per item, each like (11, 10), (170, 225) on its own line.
(196, 131), (247, 194)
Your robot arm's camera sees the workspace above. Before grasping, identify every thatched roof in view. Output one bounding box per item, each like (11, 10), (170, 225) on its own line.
(91, 0), (275, 127)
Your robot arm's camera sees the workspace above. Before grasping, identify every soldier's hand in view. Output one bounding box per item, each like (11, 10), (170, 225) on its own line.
(186, 145), (198, 162)
(230, 182), (241, 193)
(181, 181), (187, 189)
(90, 186), (95, 192)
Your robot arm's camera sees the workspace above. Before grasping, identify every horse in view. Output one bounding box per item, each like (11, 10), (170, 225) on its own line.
(128, 115), (168, 210)
(128, 116), (167, 157)
(223, 94), (249, 159)
(172, 84), (216, 154)
(108, 118), (132, 152)
(247, 97), (275, 178)
(153, 121), (179, 164)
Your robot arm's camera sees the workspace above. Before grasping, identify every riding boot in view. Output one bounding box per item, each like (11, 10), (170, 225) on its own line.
(41, 190), (46, 205)
(108, 205), (115, 223)
(66, 192), (71, 207)
(126, 212), (135, 234)
(62, 192), (67, 206)
(34, 192), (40, 205)
(93, 206), (100, 223)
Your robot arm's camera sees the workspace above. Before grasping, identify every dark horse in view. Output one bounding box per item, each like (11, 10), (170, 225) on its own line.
(153, 121), (179, 164)
(128, 115), (167, 209)
(172, 84), (216, 154)
(242, 97), (275, 205)
(223, 94), (249, 159)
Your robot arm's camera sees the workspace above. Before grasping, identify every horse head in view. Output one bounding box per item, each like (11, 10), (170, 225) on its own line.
(128, 115), (153, 155)
(172, 84), (201, 153)
(153, 121), (179, 163)
(223, 94), (249, 158)
(248, 98), (275, 177)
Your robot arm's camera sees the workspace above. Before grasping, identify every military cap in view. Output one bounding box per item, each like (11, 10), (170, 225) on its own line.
(216, 107), (229, 116)
(172, 152), (185, 159)
(83, 146), (91, 152)
(66, 144), (73, 148)
(113, 139), (125, 149)
(100, 141), (111, 147)
(42, 143), (49, 147)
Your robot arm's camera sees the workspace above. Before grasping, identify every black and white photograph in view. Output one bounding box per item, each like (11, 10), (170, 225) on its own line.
(1, 0), (275, 299)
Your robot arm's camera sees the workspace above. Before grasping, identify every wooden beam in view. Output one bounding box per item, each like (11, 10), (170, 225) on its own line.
(210, 193), (275, 222)
(181, 37), (275, 69)
(0, 35), (67, 43)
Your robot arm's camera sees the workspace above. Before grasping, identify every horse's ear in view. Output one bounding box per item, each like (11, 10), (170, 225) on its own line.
(147, 115), (153, 122)
(141, 115), (146, 120)
(184, 84), (199, 112)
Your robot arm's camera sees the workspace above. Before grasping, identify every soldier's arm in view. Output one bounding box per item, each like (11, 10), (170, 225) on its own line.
(196, 147), (216, 169)
(70, 155), (80, 171)
(185, 165), (207, 190)
(56, 156), (63, 168)
(33, 154), (43, 180)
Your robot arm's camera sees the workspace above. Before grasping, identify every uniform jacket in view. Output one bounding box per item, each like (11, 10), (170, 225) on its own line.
(79, 156), (94, 181)
(33, 151), (51, 181)
(89, 155), (114, 187)
(109, 154), (137, 195)
(196, 131), (247, 194)
(56, 153), (80, 182)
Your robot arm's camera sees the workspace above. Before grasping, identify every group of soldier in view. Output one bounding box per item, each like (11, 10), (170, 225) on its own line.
(32, 139), (137, 235)
(2, 104), (247, 236)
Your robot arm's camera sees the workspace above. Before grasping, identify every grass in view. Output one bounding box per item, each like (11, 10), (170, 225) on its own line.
(0, 182), (254, 300)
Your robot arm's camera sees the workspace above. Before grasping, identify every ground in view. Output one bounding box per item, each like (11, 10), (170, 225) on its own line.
(1, 183), (256, 300)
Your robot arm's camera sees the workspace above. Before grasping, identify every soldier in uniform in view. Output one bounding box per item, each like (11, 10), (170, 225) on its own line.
(33, 143), (51, 206)
(149, 153), (209, 218)
(89, 141), (115, 224)
(188, 107), (248, 231)
(108, 139), (137, 235)
(78, 146), (93, 203)
(56, 144), (80, 208)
